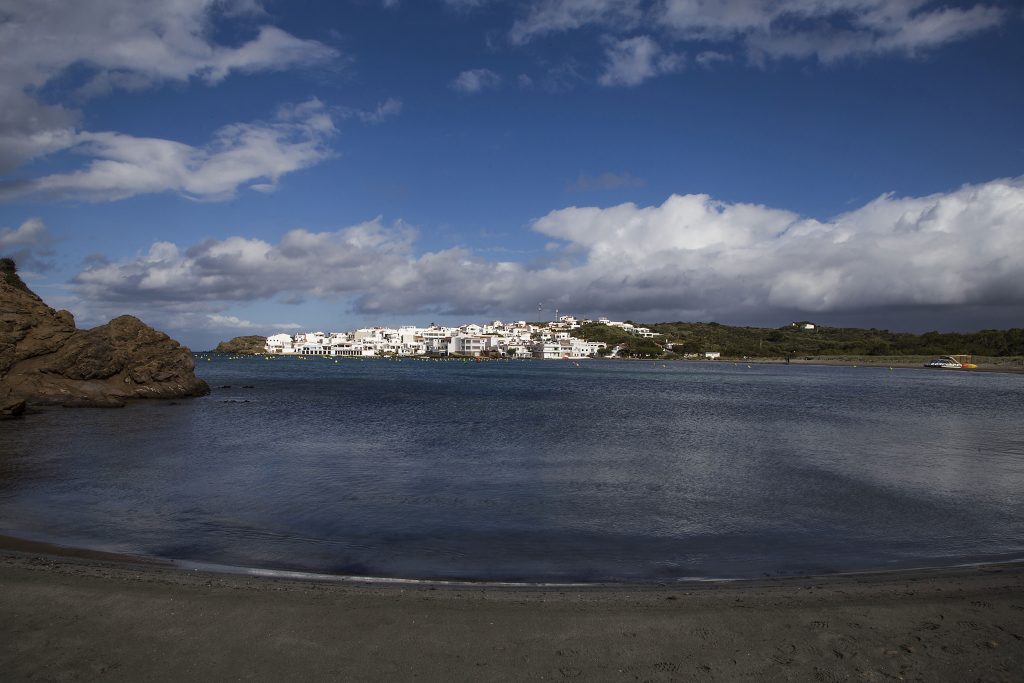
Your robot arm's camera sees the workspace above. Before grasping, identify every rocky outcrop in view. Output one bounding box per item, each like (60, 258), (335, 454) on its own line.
(1, 258), (209, 409)
(214, 335), (267, 355)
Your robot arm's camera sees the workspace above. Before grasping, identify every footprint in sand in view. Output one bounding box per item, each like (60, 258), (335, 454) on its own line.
(652, 662), (678, 672)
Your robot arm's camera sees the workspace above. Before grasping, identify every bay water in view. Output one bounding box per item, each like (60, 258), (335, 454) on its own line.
(2, 356), (1022, 582)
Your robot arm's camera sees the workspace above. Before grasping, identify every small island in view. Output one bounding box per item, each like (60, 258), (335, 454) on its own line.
(213, 335), (268, 355)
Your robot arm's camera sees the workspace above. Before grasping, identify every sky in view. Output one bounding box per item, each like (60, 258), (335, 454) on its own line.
(1, 0), (1022, 350)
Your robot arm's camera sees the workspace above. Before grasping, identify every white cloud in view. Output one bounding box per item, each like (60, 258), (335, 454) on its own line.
(510, 0), (644, 44)
(0, 99), (336, 202)
(503, 1), (1006, 65)
(0, 218), (56, 270)
(730, 0), (1008, 63)
(450, 68), (503, 93)
(0, 1), (336, 91)
(206, 314), (302, 331)
(0, 0), (338, 172)
(69, 177), (1024, 326)
(206, 314), (261, 329)
(695, 50), (732, 68)
(598, 35), (684, 86)
(0, 90), (81, 173)
(341, 97), (404, 124)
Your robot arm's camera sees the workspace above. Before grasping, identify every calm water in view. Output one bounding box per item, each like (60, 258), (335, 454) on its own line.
(2, 356), (1023, 582)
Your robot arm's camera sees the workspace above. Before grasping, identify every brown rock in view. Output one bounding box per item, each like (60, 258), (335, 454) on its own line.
(0, 258), (209, 408)
(1, 398), (26, 418)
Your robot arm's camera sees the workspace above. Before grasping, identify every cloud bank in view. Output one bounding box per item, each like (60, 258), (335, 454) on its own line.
(68, 176), (1024, 327)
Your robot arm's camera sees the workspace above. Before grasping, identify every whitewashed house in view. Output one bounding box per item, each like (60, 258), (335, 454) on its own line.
(449, 335), (486, 357)
(265, 333), (296, 354)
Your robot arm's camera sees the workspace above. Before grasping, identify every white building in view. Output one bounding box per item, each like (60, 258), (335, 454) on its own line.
(264, 313), (643, 360)
(265, 333), (296, 354)
(449, 335), (486, 357)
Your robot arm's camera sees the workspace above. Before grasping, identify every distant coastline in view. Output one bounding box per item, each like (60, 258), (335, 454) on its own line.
(212, 316), (1024, 364)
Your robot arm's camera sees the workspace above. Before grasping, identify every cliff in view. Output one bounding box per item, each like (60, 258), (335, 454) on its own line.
(214, 335), (267, 355)
(0, 258), (209, 412)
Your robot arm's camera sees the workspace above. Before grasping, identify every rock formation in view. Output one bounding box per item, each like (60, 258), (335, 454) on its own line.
(1, 258), (209, 410)
(214, 335), (267, 355)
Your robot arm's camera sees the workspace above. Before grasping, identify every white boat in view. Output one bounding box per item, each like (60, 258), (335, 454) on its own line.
(924, 357), (962, 369)
(924, 354), (978, 369)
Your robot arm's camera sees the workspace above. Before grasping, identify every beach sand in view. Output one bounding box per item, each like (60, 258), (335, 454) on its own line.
(1, 545), (1022, 682)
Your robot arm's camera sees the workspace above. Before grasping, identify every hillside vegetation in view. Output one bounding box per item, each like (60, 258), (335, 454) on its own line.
(644, 322), (1024, 358)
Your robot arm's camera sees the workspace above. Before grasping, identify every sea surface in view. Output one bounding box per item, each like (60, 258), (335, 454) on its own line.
(2, 356), (1023, 582)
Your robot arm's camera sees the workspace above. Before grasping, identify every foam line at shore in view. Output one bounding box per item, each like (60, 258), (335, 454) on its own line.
(4, 531), (1023, 589)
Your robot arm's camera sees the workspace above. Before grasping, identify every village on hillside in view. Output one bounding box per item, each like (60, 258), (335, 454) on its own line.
(265, 316), (663, 360)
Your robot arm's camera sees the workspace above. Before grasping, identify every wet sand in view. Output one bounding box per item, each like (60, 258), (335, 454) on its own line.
(2, 546), (1021, 682)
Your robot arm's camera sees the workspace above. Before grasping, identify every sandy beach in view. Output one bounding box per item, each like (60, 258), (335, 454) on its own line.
(1, 544), (1021, 682)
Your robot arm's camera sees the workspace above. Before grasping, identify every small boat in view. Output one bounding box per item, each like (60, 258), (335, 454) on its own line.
(924, 354), (977, 369)
(924, 357), (962, 369)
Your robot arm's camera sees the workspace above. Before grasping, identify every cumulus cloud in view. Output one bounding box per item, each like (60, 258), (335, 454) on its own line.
(0, 218), (56, 271)
(504, 0), (1006, 64)
(450, 68), (503, 93)
(69, 177), (1024, 327)
(0, 0), (338, 173)
(598, 35), (684, 86)
(0, 99), (336, 202)
(73, 218), (420, 305)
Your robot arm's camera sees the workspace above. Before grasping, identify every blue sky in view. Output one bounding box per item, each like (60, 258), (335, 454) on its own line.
(1, 0), (1022, 349)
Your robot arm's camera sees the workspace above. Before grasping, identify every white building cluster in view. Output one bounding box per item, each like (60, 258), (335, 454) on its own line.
(263, 315), (652, 359)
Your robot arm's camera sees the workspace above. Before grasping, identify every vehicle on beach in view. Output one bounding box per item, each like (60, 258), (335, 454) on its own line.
(924, 354), (978, 369)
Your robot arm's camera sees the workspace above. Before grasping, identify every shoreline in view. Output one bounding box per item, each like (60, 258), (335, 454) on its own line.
(4, 532), (1022, 588)
(3, 547), (1021, 681)
(199, 350), (1024, 374)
